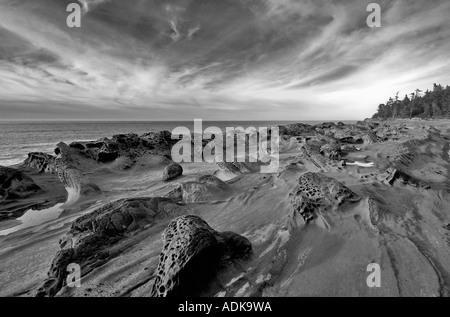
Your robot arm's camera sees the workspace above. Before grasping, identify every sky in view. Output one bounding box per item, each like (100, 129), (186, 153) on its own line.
(0, 0), (450, 121)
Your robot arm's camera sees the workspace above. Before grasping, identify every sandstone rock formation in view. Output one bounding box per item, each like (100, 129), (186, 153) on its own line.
(289, 172), (361, 228)
(166, 175), (232, 203)
(300, 143), (334, 170)
(36, 197), (187, 297)
(53, 143), (100, 203)
(3, 120), (449, 298)
(22, 143), (100, 201)
(0, 166), (41, 201)
(279, 123), (316, 139)
(23, 152), (57, 173)
(320, 142), (342, 160)
(276, 120), (410, 151)
(69, 131), (177, 164)
(151, 215), (252, 297)
(24, 131), (178, 174)
(382, 167), (430, 189)
(162, 163), (183, 181)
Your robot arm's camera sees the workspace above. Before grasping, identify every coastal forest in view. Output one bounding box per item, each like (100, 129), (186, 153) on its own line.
(372, 83), (450, 120)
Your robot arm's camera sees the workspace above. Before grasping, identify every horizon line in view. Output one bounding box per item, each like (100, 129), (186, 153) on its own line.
(0, 119), (363, 123)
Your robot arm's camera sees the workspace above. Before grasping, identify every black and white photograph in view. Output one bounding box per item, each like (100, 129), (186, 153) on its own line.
(1, 0), (450, 302)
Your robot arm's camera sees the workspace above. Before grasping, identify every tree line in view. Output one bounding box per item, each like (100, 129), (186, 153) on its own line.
(372, 84), (450, 120)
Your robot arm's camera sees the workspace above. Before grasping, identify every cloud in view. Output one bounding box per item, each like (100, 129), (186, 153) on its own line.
(78, 0), (108, 14)
(187, 25), (200, 40)
(0, 0), (449, 120)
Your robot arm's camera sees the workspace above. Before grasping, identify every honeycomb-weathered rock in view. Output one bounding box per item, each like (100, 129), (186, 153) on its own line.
(151, 215), (252, 297)
(289, 172), (361, 226)
(69, 131), (177, 164)
(36, 197), (187, 297)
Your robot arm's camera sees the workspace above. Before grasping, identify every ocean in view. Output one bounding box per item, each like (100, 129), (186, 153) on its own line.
(0, 120), (356, 167)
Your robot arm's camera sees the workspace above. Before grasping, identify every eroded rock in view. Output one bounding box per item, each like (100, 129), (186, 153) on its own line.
(289, 172), (361, 228)
(68, 131), (177, 164)
(320, 142), (342, 160)
(300, 143), (333, 170)
(151, 215), (252, 297)
(23, 152), (57, 173)
(279, 123), (316, 138)
(162, 163), (183, 181)
(0, 166), (41, 201)
(166, 175), (232, 203)
(54, 143), (100, 199)
(382, 167), (430, 189)
(36, 197), (187, 297)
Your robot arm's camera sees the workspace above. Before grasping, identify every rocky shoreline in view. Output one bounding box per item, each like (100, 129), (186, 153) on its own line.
(1, 119), (450, 297)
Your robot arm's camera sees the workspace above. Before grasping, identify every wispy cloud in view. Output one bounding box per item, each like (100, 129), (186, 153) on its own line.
(0, 0), (449, 120)
(78, 0), (109, 14)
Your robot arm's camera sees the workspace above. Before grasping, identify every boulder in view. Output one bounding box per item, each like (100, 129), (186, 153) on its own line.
(23, 152), (57, 173)
(289, 172), (361, 229)
(151, 215), (252, 297)
(0, 166), (41, 200)
(320, 142), (342, 160)
(162, 163), (183, 181)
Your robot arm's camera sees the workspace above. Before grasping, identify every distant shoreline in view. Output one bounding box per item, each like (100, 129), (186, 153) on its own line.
(2, 118), (448, 168)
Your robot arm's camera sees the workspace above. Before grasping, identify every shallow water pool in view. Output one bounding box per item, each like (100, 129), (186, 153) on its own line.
(0, 203), (64, 236)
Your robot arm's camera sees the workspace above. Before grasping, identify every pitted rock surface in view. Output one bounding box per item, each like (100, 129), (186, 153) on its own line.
(290, 172), (361, 225)
(36, 197), (187, 297)
(69, 131), (178, 164)
(151, 215), (252, 297)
